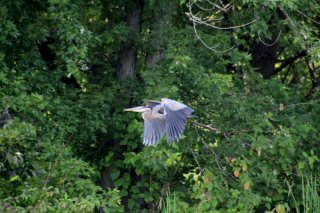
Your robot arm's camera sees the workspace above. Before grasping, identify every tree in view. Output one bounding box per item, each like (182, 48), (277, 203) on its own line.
(188, 0), (319, 91)
(0, 0), (319, 212)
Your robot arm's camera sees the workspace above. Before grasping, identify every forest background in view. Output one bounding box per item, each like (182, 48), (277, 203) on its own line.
(0, 0), (319, 212)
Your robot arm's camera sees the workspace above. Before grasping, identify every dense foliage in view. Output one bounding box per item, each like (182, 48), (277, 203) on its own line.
(0, 0), (319, 212)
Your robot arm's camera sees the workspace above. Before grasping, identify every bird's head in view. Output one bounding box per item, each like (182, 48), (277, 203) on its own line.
(124, 106), (150, 113)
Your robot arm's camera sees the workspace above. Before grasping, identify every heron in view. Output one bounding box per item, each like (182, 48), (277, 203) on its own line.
(124, 98), (194, 146)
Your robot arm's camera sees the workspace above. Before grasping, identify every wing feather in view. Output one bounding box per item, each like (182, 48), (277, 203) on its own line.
(162, 98), (194, 143)
(143, 118), (166, 146)
(172, 119), (181, 139)
(141, 98), (194, 145)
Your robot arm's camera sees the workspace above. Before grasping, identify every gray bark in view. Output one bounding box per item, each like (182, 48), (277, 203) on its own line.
(146, 0), (173, 68)
(117, 2), (143, 80)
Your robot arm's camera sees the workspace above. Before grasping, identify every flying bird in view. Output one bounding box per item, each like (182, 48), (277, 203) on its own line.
(125, 98), (194, 146)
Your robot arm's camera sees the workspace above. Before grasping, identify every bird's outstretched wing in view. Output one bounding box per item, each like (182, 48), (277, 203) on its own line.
(143, 118), (166, 146)
(162, 98), (194, 142)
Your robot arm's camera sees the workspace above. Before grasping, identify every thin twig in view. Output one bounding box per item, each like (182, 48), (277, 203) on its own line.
(194, 127), (230, 178)
(188, 144), (204, 174)
(201, 142), (226, 176)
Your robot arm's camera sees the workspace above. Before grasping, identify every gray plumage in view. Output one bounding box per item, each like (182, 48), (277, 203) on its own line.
(125, 98), (194, 146)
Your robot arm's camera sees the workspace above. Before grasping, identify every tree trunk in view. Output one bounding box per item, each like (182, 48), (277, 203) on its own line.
(145, 0), (173, 68)
(100, 1), (144, 211)
(252, 40), (277, 79)
(117, 1), (143, 80)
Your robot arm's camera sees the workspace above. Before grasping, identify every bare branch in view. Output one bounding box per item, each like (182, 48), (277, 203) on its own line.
(273, 50), (307, 75)
(278, 7), (316, 43)
(305, 58), (317, 86)
(207, 0), (231, 12)
(194, 127), (229, 178)
(186, 1), (258, 53)
(278, 6), (308, 41)
(188, 144), (204, 173)
(192, 18), (258, 30)
(278, 99), (320, 109)
(191, 120), (219, 132)
(296, 9), (320, 25)
(281, 64), (292, 83)
(278, 7), (298, 30)
(187, 2), (258, 30)
(188, 2), (235, 53)
(192, 20), (235, 53)
(305, 58), (320, 98)
(191, 120), (254, 135)
(194, 14), (224, 23)
(258, 29), (282, 47)
(194, 2), (216, 11)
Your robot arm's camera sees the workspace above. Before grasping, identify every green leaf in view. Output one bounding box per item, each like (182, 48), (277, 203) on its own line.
(9, 175), (19, 182)
(111, 169), (120, 180)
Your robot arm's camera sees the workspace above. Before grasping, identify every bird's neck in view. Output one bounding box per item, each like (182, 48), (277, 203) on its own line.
(151, 105), (165, 118)
(142, 109), (152, 120)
